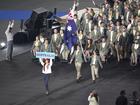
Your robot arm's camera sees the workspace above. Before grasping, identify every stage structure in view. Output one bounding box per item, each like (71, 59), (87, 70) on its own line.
(24, 7), (62, 42)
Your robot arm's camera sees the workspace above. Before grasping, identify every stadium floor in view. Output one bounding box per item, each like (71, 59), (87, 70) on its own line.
(0, 51), (140, 105)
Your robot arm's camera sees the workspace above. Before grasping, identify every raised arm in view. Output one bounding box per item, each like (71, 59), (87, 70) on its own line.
(5, 20), (14, 34)
(88, 93), (95, 101)
(10, 20), (14, 28)
(39, 58), (44, 66)
(49, 59), (53, 66)
(5, 21), (11, 34)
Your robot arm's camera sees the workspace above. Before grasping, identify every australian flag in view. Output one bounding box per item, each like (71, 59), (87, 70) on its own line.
(64, 18), (77, 50)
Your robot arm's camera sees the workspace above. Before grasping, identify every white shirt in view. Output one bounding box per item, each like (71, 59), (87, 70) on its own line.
(94, 30), (97, 35)
(89, 22), (92, 32)
(78, 34), (83, 40)
(54, 34), (58, 41)
(126, 12), (130, 22)
(74, 19), (77, 23)
(131, 19), (134, 24)
(76, 50), (79, 55)
(93, 55), (96, 65)
(88, 95), (99, 105)
(133, 30), (136, 35)
(110, 31), (113, 42)
(123, 32), (126, 37)
(134, 44), (139, 50)
(100, 27), (104, 35)
(86, 19), (89, 24)
(108, 14), (112, 21)
(138, 26), (140, 32)
(102, 42), (106, 48)
(117, 35), (120, 41)
(116, 26), (120, 31)
(127, 23), (132, 31)
(138, 9), (140, 16)
(60, 33), (64, 38)
(40, 38), (45, 43)
(5, 23), (14, 41)
(98, 20), (102, 27)
(116, 12), (119, 19)
(40, 59), (53, 74)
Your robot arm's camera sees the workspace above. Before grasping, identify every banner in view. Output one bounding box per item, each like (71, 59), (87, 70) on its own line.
(36, 52), (55, 59)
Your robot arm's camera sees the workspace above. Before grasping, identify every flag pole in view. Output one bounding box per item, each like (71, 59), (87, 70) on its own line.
(77, 32), (87, 62)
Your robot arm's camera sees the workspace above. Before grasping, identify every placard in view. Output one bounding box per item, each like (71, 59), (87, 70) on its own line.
(36, 52), (55, 59)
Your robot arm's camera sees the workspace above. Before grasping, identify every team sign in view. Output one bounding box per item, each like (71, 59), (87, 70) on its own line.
(36, 52), (55, 59)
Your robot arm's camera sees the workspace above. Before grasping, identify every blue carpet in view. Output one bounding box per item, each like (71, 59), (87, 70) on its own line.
(0, 10), (67, 20)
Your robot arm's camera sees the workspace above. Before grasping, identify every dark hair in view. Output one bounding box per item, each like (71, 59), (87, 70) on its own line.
(43, 59), (50, 71)
(91, 92), (99, 102)
(120, 90), (126, 96)
(95, 49), (99, 55)
(94, 93), (99, 102)
(73, 44), (79, 50)
(85, 7), (89, 11)
(74, 14), (78, 17)
(43, 58), (50, 63)
(78, 30), (83, 33)
(92, 49), (99, 56)
(9, 27), (12, 32)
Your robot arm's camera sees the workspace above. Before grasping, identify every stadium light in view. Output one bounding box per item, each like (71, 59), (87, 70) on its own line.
(0, 42), (6, 49)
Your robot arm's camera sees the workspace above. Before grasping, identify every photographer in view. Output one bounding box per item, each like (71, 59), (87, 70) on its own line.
(88, 90), (99, 105)
(5, 20), (15, 61)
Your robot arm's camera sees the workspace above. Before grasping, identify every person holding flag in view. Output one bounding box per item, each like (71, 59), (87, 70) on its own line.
(70, 0), (79, 16)
(63, 8), (78, 55)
